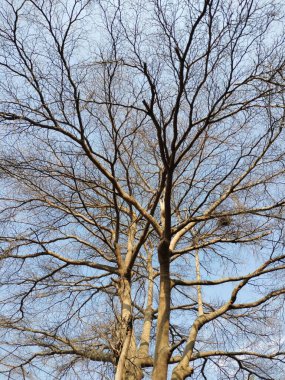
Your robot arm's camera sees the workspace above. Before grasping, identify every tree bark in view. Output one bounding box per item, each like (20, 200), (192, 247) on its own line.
(171, 319), (201, 380)
(123, 330), (143, 380)
(115, 323), (132, 380)
(114, 277), (133, 379)
(195, 250), (204, 316)
(138, 249), (154, 359)
(152, 240), (171, 380)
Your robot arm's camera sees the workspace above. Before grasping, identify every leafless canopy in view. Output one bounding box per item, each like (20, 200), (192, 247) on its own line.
(0, 0), (285, 379)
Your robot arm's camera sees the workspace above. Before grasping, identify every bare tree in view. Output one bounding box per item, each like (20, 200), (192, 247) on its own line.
(0, 0), (285, 379)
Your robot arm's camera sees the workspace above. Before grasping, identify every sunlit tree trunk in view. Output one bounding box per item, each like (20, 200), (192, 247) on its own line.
(115, 276), (140, 380)
(152, 240), (171, 380)
(139, 248), (154, 360)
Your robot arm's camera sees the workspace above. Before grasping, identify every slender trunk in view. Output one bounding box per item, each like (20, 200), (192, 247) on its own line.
(115, 277), (133, 379)
(115, 323), (132, 380)
(152, 240), (171, 380)
(139, 249), (154, 359)
(115, 214), (143, 379)
(195, 250), (203, 316)
(122, 332), (143, 380)
(171, 318), (204, 380)
(114, 276), (143, 380)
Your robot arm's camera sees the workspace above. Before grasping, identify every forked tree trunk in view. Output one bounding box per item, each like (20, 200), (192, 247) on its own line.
(152, 240), (171, 380)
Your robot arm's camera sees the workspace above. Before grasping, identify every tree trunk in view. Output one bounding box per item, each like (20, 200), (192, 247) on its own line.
(122, 332), (143, 380)
(115, 323), (132, 380)
(114, 276), (144, 380)
(171, 320), (201, 380)
(152, 240), (171, 380)
(139, 248), (154, 360)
